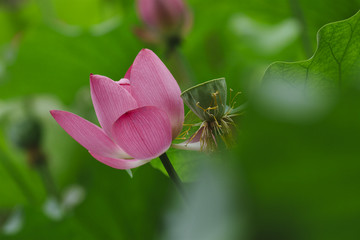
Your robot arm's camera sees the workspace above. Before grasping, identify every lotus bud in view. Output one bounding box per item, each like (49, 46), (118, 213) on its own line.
(8, 117), (42, 151)
(136, 0), (192, 46)
(7, 116), (46, 166)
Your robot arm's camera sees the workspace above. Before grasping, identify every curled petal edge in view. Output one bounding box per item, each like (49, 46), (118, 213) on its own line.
(90, 152), (151, 170)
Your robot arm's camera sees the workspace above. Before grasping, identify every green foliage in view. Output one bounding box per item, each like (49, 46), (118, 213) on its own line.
(237, 88), (360, 240)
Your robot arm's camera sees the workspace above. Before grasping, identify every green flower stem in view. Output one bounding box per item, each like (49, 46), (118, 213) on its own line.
(165, 48), (194, 89)
(37, 161), (60, 201)
(0, 149), (36, 205)
(159, 153), (187, 201)
(28, 147), (60, 200)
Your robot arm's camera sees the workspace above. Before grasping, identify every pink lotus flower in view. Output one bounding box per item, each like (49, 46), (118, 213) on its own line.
(135, 0), (192, 44)
(50, 49), (184, 169)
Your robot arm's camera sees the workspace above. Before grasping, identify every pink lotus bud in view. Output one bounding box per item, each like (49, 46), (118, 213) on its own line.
(50, 49), (186, 170)
(136, 0), (192, 43)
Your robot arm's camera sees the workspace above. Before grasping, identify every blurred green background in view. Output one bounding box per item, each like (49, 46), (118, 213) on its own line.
(1, 0), (360, 239)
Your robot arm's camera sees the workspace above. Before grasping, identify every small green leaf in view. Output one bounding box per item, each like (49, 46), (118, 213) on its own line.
(181, 78), (227, 121)
(125, 169), (133, 178)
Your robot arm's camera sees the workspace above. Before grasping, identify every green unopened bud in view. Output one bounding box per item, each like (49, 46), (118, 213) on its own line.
(181, 78), (227, 121)
(7, 117), (42, 151)
(7, 117), (47, 167)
